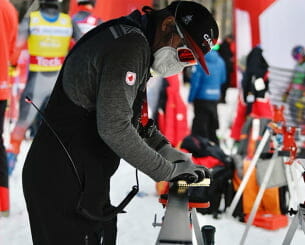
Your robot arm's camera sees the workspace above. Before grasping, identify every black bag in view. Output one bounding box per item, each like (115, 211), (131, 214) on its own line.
(180, 135), (235, 218)
(180, 135), (232, 165)
(195, 166), (234, 218)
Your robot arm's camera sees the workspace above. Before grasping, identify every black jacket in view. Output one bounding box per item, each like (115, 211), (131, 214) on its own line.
(23, 10), (172, 222)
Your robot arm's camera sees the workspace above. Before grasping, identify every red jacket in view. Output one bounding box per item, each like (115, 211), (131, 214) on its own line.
(0, 0), (18, 100)
(157, 74), (190, 146)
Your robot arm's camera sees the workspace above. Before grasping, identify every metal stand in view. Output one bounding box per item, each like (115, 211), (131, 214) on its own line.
(239, 149), (281, 244)
(228, 105), (287, 218)
(282, 158), (305, 244)
(282, 203), (305, 244)
(154, 179), (213, 245)
(226, 106), (305, 244)
(227, 128), (271, 217)
(239, 128), (298, 244)
(239, 124), (300, 244)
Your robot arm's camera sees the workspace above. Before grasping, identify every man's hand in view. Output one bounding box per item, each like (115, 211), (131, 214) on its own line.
(166, 160), (210, 184)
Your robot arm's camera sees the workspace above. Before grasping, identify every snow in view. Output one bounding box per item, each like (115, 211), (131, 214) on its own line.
(1, 88), (305, 244)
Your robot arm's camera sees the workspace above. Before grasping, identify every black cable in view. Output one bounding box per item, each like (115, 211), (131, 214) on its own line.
(25, 96), (83, 188)
(135, 169), (139, 187)
(25, 96), (140, 221)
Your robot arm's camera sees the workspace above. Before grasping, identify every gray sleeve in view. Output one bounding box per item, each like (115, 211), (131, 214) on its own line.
(144, 127), (169, 150)
(96, 34), (173, 182)
(72, 19), (82, 41)
(16, 17), (29, 48)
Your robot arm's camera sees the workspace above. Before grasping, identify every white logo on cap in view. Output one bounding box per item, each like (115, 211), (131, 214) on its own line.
(203, 34), (214, 48)
(181, 15), (193, 25)
(125, 71), (136, 86)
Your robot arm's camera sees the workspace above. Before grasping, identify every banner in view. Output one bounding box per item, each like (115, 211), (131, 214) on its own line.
(234, 0), (276, 85)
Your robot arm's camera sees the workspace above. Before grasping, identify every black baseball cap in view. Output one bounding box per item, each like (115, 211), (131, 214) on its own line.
(166, 1), (219, 74)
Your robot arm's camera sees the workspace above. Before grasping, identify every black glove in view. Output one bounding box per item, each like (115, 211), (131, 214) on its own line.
(166, 160), (209, 184)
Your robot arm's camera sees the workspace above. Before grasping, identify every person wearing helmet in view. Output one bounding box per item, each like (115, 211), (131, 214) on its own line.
(6, 0), (82, 175)
(283, 45), (305, 127)
(22, 1), (218, 244)
(292, 45), (305, 63)
(72, 0), (102, 36)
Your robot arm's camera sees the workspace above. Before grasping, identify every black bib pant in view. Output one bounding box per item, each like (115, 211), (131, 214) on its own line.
(23, 81), (120, 245)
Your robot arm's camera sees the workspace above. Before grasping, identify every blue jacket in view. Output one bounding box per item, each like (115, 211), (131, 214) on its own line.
(188, 50), (226, 102)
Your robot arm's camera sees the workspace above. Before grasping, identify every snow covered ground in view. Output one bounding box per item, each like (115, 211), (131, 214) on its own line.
(1, 88), (305, 244)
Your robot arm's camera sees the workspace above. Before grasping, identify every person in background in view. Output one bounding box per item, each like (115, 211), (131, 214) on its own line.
(218, 34), (234, 103)
(22, 1), (218, 244)
(188, 48), (226, 145)
(0, 0), (18, 216)
(241, 45), (270, 116)
(6, 0), (82, 175)
(283, 45), (305, 127)
(230, 45), (271, 144)
(72, 0), (102, 36)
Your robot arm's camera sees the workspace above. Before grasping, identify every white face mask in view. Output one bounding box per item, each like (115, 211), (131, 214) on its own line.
(151, 46), (185, 77)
